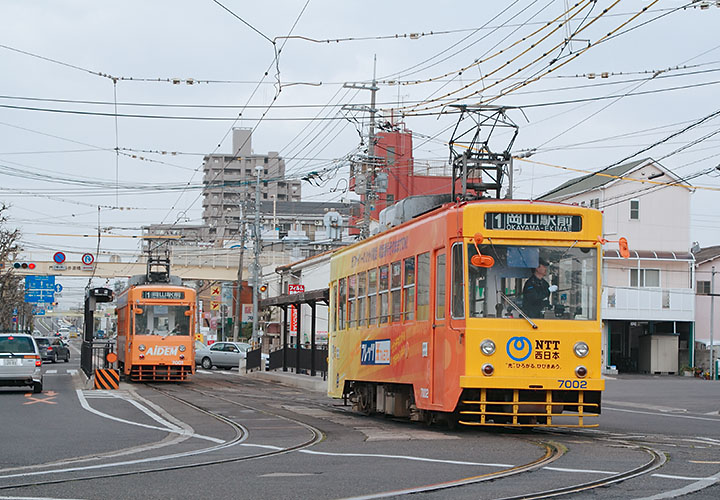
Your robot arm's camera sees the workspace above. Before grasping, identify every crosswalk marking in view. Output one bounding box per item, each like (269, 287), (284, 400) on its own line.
(43, 368), (79, 376)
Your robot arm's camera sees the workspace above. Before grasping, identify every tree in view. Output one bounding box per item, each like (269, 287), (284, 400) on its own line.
(0, 203), (25, 330)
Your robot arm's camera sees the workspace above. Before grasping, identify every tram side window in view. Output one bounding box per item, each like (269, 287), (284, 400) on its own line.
(391, 261), (402, 322)
(368, 269), (378, 326)
(435, 253), (446, 320)
(379, 265), (389, 324)
(403, 256), (415, 321)
(338, 278), (346, 331)
(348, 274), (357, 328)
(451, 243), (465, 318)
(329, 283), (336, 333)
(358, 272), (367, 327)
(417, 252), (430, 321)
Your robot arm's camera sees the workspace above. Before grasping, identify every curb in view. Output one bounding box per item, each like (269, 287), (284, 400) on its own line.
(245, 370), (328, 393)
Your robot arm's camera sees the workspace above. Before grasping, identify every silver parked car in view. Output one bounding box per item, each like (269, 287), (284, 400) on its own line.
(195, 341), (250, 370)
(0, 332), (43, 393)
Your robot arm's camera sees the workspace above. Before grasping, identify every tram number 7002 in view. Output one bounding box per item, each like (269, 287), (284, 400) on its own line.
(558, 379), (587, 389)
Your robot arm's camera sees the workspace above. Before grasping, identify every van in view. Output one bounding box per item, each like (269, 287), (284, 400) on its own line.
(0, 333), (43, 393)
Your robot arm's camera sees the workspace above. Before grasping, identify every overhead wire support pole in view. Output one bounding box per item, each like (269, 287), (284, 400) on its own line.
(711, 266), (716, 380)
(344, 55), (378, 239)
(232, 183), (248, 342)
(252, 166), (262, 344)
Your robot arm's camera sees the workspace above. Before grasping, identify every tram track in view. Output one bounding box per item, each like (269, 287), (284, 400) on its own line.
(0, 383), (323, 491)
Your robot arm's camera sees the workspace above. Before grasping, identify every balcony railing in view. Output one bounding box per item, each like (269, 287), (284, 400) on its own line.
(602, 286), (694, 321)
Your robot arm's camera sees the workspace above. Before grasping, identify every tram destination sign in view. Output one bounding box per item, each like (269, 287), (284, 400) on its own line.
(141, 291), (185, 300)
(485, 213), (582, 232)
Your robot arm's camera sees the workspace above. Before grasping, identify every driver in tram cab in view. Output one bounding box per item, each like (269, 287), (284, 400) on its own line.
(522, 257), (558, 318)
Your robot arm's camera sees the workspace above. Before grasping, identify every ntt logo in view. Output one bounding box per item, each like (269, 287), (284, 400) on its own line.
(506, 336), (532, 362)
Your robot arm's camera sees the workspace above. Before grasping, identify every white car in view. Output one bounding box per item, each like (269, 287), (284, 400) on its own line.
(0, 333), (43, 393)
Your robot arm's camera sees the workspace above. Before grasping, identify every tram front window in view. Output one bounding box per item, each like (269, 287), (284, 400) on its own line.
(467, 244), (597, 320)
(134, 305), (191, 335)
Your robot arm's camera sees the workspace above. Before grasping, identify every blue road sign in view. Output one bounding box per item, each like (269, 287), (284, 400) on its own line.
(54, 283), (63, 293)
(25, 275), (55, 290)
(24, 290), (55, 303)
(35, 310), (46, 316)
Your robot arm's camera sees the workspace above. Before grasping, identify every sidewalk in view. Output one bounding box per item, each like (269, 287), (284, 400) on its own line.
(245, 369), (328, 393)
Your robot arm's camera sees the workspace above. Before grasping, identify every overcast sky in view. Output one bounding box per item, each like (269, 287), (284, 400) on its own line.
(2, 0), (720, 305)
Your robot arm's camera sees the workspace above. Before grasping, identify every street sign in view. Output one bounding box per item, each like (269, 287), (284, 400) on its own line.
(25, 290), (54, 303)
(81, 253), (95, 265)
(52, 264), (67, 271)
(210, 301), (220, 311)
(53, 252), (66, 264)
(288, 284), (305, 293)
(35, 309), (46, 316)
(211, 286), (221, 297)
(25, 275), (55, 290)
(54, 283), (63, 293)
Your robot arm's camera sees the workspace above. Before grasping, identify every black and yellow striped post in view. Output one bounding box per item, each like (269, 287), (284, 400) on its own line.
(94, 369), (120, 390)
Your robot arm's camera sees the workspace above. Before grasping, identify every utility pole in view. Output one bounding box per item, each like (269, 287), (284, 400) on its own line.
(232, 187), (248, 342)
(711, 266), (716, 380)
(251, 165), (262, 344)
(344, 55), (378, 239)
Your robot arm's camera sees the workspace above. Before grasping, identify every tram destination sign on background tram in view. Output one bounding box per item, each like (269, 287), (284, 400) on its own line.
(484, 212), (583, 232)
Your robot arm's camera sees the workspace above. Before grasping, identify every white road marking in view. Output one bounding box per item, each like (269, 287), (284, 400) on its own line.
(67, 369), (77, 376)
(633, 471), (720, 500)
(605, 406), (720, 422)
(75, 389), (224, 443)
(652, 473), (718, 481)
(544, 466), (617, 474)
(45, 370), (57, 374)
(299, 449), (512, 467)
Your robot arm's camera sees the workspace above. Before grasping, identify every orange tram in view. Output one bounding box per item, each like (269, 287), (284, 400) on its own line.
(328, 199), (608, 427)
(116, 276), (196, 382)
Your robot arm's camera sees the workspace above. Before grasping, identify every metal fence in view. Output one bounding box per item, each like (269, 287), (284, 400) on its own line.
(267, 346), (328, 378)
(80, 341), (115, 379)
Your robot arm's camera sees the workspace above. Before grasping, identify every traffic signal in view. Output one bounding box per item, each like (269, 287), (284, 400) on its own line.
(259, 284), (268, 293)
(13, 262), (36, 270)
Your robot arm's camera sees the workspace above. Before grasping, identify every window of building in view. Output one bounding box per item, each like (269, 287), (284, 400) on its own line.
(338, 278), (346, 330)
(697, 280), (711, 295)
(590, 198), (599, 209)
(435, 253), (446, 320)
(417, 252), (430, 321)
(386, 146), (396, 165)
(630, 199), (639, 220)
(368, 269), (378, 325)
(391, 261), (402, 322)
(386, 194), (395, 205)
(630, 268), (660, 287)
(451, 243), (465, 318)
(264, 157), (268, 164)
(358, 272), (367, 327)
(379, 265), (389, 324)
(403, 257), (415, 321)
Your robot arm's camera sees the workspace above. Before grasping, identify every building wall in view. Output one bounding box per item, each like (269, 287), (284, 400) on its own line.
(695, 259), (720, 345)
(602, 164), (691, 252)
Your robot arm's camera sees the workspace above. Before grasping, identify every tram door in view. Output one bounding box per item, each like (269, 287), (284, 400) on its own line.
(431, 249), (446, 405)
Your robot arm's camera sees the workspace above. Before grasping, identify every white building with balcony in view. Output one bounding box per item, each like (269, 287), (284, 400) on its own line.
(541, 158), (695, 374)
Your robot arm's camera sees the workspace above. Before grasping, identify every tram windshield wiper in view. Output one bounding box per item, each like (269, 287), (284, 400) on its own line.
(499, 291), (538, 329)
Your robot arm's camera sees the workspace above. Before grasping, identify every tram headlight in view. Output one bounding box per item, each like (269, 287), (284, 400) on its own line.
(575, 365), (588, 378)
(482, 363), (494, 376)
(179, 345), (186, 352)
(480, 339), (496, 356)
(138, 344), (146, 352)
(573, 341), (589, 358)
